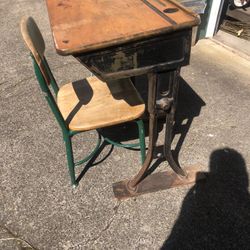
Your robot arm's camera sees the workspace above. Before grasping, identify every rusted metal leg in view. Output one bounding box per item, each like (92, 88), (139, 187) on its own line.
(127, 73), (158, 190)
(164, 68), (187, 177)
(113, 73), (158, 198)
(112, 70), (204, 200)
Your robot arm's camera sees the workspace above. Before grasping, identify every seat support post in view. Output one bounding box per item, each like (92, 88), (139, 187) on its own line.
(64, 135), (77, 187)
(164, 68), (187, 176)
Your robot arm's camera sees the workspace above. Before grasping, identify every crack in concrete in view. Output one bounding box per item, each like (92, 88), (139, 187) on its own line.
(0, 81), (8, 86)
(0, 224), (37, 249)
(70, 201), (122, 249)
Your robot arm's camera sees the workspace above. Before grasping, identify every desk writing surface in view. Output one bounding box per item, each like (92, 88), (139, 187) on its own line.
(46, 0), (199, 55)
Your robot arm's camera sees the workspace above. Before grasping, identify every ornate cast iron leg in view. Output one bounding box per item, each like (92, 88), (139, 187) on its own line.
(164, 68), (187, 177)
(113, 73), (158, 198)
(127, 73), (158, 190)
(113, 70), (204, 199)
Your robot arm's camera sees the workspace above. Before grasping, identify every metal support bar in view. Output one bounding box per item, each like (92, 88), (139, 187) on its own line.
(136, 119), (146, 164)
(103, 138), (140, 149)
(74, 133), (102, 166)
(101, 119), (146, 164)
(64, 135), (78, 187)
(164, 68), (187, 176)
(127, 73), (158, 189)
(113, 72), (158, 197)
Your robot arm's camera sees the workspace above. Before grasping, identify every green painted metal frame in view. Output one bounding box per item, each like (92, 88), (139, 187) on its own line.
(31, 55), (146, 187)
(103, 119), (146, 164)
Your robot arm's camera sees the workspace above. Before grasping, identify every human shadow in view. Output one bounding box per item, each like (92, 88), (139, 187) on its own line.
(161, 148), (250, 250)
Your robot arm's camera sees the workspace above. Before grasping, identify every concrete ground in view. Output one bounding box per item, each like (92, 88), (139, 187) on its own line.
(1, 1), (250, 249)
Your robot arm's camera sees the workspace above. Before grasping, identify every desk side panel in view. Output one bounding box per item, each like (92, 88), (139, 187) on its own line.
(76, 29), (192, 80)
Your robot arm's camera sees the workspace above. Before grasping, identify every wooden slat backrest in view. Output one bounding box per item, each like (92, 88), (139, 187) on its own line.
(20, 16), (51, 86)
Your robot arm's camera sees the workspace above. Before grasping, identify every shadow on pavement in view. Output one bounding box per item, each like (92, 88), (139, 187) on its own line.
(172, 76), (206, 164)
(77, 74), (205, 182)
(161, 148), (250, 250)
(147, 75), (206, 173)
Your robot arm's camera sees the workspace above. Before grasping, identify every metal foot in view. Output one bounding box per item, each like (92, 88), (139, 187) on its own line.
(165, 150), (187, 177)
(113, 165), (205, 199)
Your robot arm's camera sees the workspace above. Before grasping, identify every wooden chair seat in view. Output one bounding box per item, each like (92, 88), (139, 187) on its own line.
(57, 76), (145, 131)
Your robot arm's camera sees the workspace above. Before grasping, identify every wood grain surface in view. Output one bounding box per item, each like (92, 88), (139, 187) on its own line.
(57, 77), (145, 131)
(46, 0), (199, 55)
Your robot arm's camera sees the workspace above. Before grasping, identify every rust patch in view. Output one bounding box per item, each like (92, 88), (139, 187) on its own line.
(57, 0), (71, 8)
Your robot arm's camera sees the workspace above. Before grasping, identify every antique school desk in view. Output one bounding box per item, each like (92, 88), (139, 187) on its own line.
(46, 0), (201, 199)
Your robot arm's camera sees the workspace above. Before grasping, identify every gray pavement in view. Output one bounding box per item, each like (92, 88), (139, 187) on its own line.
(1, 1), (250, 249)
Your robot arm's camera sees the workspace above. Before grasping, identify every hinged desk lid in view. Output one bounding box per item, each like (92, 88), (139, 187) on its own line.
(46, 0), (200, 55)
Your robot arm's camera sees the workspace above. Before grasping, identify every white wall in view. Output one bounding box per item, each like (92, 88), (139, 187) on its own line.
(205, 0), (225, 37)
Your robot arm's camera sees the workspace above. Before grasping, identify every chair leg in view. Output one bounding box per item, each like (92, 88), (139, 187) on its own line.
(64, 135), (77, 187)
(136, 120), (146, 164)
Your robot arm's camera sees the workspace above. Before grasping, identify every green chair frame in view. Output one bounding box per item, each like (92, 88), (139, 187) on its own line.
(31, 55), (146, 187)
(21, 16), (146, 187)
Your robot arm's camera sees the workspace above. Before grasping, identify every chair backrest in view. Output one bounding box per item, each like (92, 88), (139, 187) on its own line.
(20, 17), (45, 63)
(20, 17), (68, 134)
(20, 17), (52, 85)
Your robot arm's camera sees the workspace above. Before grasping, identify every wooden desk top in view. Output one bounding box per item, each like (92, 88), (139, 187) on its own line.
(46, 0), (199, 55)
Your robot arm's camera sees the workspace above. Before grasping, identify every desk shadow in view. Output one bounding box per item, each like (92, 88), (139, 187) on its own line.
(76, 74), (205, 181)
(65, 78), (145, 127)
(172, 76), (206, 164)
(65, 79), (93, 126)
(106, 79), (144, 106)
(98, 119), (164, 148)
(134, 73), (205, 172)
(161, 148), (250, 250)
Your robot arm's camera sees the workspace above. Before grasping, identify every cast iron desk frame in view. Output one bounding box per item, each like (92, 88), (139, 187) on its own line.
(74, 28), (194, 198)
